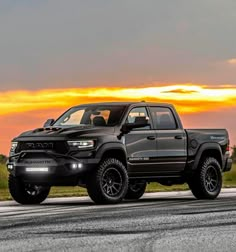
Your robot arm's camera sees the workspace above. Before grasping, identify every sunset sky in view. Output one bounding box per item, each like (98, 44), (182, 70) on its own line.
(0, 1), (236, 154)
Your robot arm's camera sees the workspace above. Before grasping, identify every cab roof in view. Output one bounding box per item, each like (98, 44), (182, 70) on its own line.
(74, 101), (174, 108)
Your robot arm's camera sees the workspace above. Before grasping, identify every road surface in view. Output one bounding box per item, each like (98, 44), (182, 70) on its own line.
(1, 189), (236, 251)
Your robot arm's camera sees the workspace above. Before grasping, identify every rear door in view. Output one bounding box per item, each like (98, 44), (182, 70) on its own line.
(149, 106), (187, 173)
(124, 106), (158, 176)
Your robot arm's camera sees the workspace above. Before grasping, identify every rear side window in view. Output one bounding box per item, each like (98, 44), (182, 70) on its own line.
(150, 107), (177, 130)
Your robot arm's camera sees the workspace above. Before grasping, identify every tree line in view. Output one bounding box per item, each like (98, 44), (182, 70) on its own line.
(232, 146), (236, 163)
(0, 154), (7, 164)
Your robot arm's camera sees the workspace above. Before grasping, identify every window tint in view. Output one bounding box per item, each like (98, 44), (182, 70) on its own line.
(90, 110), (110, 124)
(150, 107), (177, 130)
(54, 105), (126, 127)
(61, 110), (85, 125)
(126, 107), (150, 130)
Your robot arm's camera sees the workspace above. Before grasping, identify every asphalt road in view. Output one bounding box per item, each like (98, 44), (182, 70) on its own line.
(1, 189), (236, 252)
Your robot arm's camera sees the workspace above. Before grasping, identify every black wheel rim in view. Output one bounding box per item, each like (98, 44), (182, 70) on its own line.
(102, 168), (123, 197)
(25, 184), (43, 196)
(205, 166), (219, 192)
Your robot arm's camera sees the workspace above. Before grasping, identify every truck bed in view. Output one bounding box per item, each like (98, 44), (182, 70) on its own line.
(185, 128), (229, 162)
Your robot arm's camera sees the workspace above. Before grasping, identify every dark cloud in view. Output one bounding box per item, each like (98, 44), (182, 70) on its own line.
(161, 89), (198, 94)
(0, 0), (236, 90)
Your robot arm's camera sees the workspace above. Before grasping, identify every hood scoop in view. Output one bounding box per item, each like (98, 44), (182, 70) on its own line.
(56, 125), (93, 134)
(32, 127), (62, 134)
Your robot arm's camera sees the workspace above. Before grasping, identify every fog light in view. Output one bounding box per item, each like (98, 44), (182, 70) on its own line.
(71, 163), (78, 169)
(71, 163), (83, 170)
(8, 164), (14, 170)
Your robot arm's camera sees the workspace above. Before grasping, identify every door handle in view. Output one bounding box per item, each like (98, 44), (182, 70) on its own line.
(147, 136), (156, 140)
(175, 135), (183, 140)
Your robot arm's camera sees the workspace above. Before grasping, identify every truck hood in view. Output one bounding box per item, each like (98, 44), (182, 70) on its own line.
(14, 126), (116, 141)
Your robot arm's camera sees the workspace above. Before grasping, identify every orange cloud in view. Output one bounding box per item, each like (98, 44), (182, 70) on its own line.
(1, 83), (236, 155)
(1, 84), (236, 116)
(227, 58), (236, 65)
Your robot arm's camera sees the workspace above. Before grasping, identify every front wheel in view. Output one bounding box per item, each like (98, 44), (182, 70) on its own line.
(125, 180), (146, 200)
(188, 157), (222, 200)
(9, 175), (50, 204)
(86, 158), (128, 204)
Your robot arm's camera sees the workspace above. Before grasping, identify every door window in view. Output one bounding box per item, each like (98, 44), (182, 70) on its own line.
(150, 107), (177, 130)
(126, 107), (150, 130)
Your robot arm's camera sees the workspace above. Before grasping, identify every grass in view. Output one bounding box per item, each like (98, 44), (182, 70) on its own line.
(0, 164), (8, 189)
(222, 163), (236, 187)
(0, 163), (236, 201)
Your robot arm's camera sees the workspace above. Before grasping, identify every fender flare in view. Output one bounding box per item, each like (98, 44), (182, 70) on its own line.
(95, 142), (127, 162)
(193, 142), (223, 170)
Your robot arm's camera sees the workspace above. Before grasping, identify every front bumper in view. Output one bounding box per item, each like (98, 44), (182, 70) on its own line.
(7, 150), (99, 186)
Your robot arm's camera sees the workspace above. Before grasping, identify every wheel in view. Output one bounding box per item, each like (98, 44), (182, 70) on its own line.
(188, 157), (222, 200)
(8, 175), (50, 204)
(125, 180), (146, 200)
(86, 158), (128, 204)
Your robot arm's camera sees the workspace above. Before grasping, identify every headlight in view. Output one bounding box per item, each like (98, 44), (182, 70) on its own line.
(67, 140), (95, 149)
(10, 142), (18, 152)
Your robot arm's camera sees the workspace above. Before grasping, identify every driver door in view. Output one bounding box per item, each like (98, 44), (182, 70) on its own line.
(124, 107), (158, 176)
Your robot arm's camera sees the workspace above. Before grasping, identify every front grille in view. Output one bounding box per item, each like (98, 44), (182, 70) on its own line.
(16, 141), (69, 154)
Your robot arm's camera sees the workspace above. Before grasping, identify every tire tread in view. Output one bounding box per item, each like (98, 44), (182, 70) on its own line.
(87, 158), (128, 204)
(8, 175), (50, 204)
(188, 157), (222, 200)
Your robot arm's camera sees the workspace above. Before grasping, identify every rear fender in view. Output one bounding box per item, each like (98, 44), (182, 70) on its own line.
(192, 143), (223, 170)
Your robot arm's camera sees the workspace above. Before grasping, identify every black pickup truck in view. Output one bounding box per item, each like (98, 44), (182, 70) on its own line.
(7, 102), (232, 204)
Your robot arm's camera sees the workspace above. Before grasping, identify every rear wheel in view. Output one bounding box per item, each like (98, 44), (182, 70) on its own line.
(8, 175), (50, 204)
(86, 158), (128, 204)
(125, 180), (146, 200)
(188, 157), (222, 200)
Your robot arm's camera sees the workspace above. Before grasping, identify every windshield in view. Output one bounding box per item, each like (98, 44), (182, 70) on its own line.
(54, 105), (126, 127)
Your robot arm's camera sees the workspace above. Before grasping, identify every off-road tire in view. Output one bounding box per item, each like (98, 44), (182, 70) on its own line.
(188, 157), (222, 200)
(86, 158), (128, 204)
(125, 180), (146, 200)
(8, 175), (50, 204)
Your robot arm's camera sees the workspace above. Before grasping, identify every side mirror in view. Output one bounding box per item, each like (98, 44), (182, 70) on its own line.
(43, 119), (55, 127)
(121, 117), (149, 134)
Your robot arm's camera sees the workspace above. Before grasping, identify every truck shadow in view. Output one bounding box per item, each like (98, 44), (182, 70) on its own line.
(42, 196), (198, 206)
